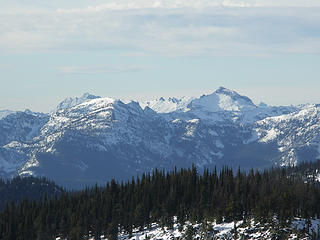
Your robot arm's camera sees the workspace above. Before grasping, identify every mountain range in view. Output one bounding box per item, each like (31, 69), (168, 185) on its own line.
(1, 87), (320, 188)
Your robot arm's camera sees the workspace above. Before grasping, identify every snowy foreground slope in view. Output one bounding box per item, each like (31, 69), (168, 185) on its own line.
(1, 87), (320, 188)
(56, 218), (320, 240)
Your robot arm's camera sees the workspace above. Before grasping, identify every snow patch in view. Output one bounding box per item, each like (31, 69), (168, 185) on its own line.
(3, 141), (27, 149)
(20, 156), (39, 172)
(215, 140), (224, 149)
(259, 128), (281, 143)
(184, 125), (197, 137)
(172, 118), (181, 124)
(281, 149), (297, 166)
(187, 118), (199, 124)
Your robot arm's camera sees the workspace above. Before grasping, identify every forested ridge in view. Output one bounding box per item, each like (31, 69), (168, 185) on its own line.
(1, 161), (320, 239)
(0, 176), (63, 209)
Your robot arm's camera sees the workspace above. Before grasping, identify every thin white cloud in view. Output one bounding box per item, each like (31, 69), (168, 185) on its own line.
(59, 64), (151, 74)
(54, 0), (320, 13)
(2, 0), (320, 14)
(0, 5), (320, 56)
(56, 0), (254, 13)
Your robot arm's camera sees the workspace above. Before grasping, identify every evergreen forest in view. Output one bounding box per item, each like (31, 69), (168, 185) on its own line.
(1, 161), (320, 239)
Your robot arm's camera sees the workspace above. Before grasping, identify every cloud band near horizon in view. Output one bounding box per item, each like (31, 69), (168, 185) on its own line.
(1, 1), (320, 57)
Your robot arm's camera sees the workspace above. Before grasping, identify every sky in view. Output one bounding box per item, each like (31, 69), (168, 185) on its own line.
(1, 0), (320, 112)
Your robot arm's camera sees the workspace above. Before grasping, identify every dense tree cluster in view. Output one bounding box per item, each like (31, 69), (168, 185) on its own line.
(0, 176), (63, 209)
(1, 162), (320, 239)
(288, 160), (320, 180)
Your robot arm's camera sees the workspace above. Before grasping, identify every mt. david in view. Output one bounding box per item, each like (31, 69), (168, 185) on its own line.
(1, 87), (319, 188)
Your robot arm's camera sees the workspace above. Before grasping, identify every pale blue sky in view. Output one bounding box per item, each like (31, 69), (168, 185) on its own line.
(1, 0), (320, 112)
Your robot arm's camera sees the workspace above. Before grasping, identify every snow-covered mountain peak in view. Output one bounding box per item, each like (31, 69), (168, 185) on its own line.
(188, 87), (256, 113)
(45, 96), (153, 135)
(2, 89), (320, 188)
(215, 86), (234, 94)
(82, 92), (98, 99)
(75, 97), (148, 117)
(56, 92), (101, 112)
(215, 87), (256, 108)
(139, 96), (194, 113)
(76, 97), (115, 109)
(126, 100), (144, 110)
(0, 109), (47, 121)
(0, 110), (15, 120)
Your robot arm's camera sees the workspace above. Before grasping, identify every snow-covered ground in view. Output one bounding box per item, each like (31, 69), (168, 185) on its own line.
(55, 217), (320, 240)
(118, 219), (319, 240)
